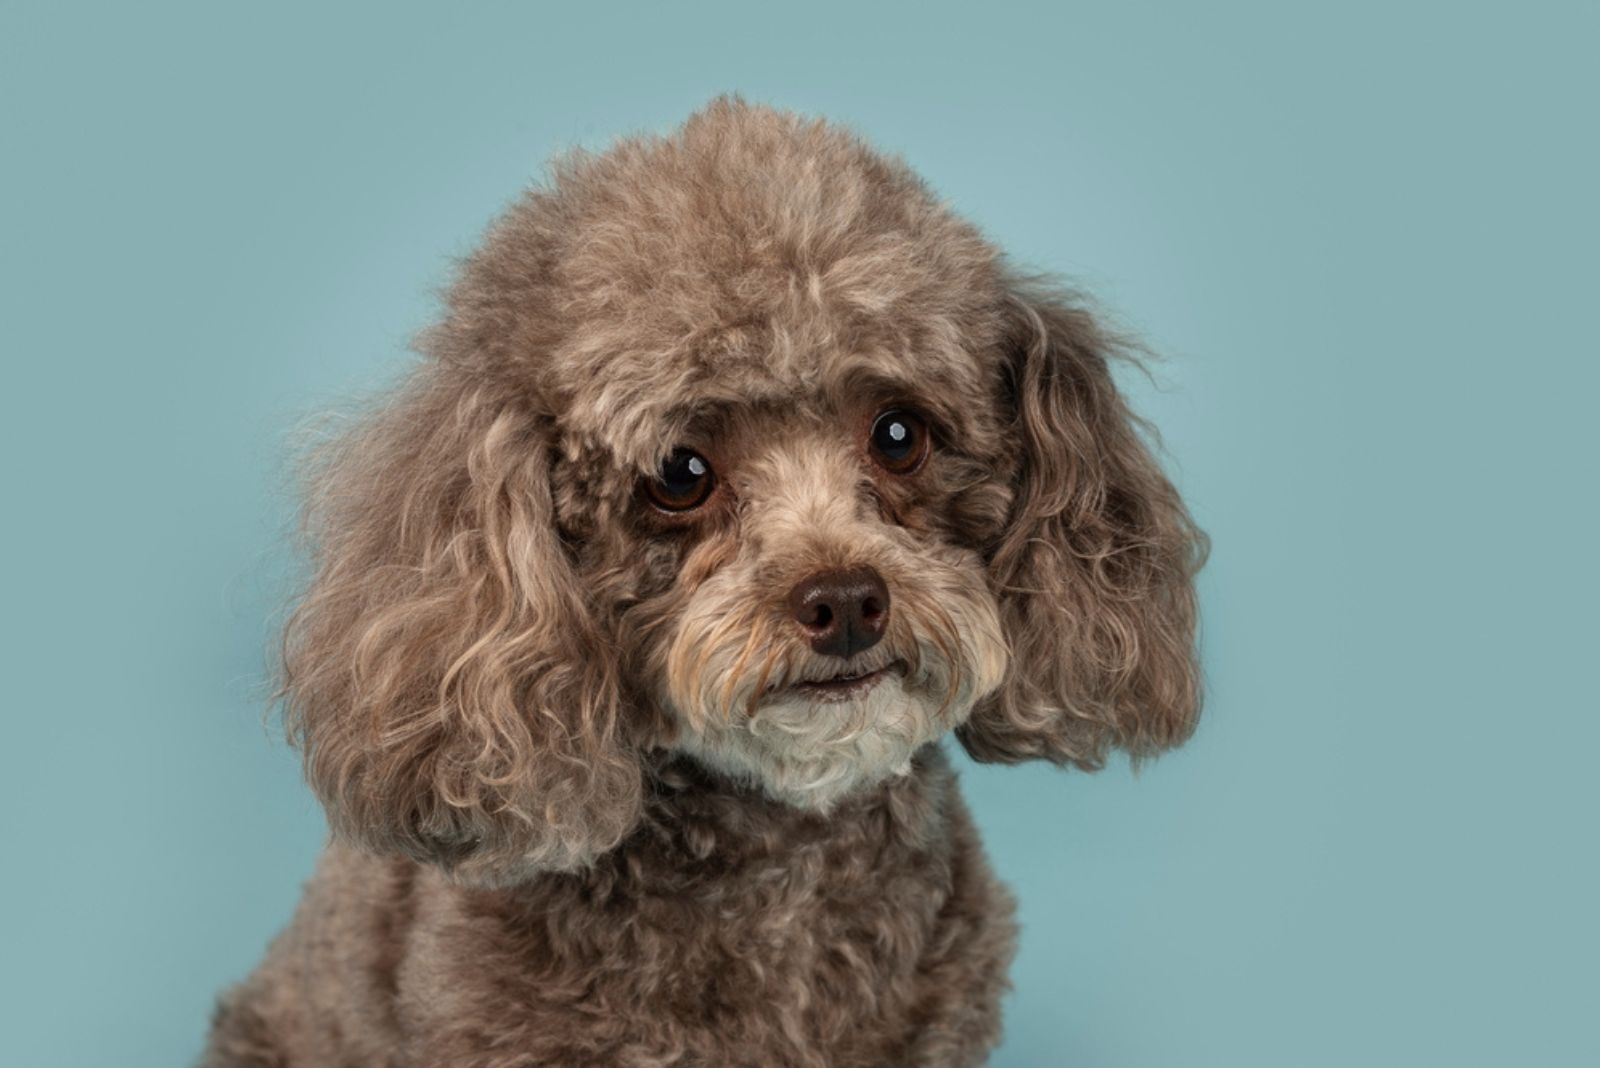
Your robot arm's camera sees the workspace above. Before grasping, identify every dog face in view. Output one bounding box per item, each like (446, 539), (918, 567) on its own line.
(620, 392), (1010, 813)
(281, 99), (1205, 886)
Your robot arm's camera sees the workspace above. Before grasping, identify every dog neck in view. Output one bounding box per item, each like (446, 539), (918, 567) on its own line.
(639, 742), (956, 862)
(471, 742), (961, 910)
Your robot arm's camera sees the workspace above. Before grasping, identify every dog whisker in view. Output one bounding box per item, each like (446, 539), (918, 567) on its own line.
(718, 617), (768, 720)
(744, 644), (784, 719)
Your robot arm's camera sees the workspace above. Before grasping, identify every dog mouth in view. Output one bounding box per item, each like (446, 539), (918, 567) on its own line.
(783, 660), (906, 704)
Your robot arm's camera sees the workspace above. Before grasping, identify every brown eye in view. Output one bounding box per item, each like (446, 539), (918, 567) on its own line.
(644, 448), (715, 512)
(868, 410), (929, 474)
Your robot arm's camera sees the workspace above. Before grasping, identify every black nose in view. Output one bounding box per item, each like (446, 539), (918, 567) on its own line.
(788, 566), (890, 659)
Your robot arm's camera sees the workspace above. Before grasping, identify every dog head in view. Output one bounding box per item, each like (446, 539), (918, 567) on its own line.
(281, 98), (1206, 886)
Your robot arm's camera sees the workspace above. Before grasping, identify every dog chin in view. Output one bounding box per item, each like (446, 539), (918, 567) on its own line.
(671, 671), (958, 812)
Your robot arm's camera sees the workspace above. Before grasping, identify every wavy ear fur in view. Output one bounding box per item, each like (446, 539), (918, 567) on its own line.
(281, 369), (641, 887)
(960, 286), (1207, 768)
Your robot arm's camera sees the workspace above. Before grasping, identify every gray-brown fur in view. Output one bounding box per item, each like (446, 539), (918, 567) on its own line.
(205, 97), (1204, 1066)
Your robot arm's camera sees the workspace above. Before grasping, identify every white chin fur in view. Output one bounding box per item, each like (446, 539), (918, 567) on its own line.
(673, 675), (947, 811)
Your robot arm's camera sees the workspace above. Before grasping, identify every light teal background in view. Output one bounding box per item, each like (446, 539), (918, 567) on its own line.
(3, 2), (1596, 1065)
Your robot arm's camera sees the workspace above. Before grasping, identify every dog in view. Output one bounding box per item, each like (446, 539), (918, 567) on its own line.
(203, 97), (1205, 1067)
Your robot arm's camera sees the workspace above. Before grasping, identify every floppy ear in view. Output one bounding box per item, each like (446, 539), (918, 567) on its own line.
(958, 285), (1207, 769)
(280, 369), (641, 887)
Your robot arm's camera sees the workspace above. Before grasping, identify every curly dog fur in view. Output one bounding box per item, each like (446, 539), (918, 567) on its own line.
(204, 97), (1205, 1067)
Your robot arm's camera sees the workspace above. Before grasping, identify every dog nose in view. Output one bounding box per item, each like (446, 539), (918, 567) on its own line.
(788, 566), (890, 659)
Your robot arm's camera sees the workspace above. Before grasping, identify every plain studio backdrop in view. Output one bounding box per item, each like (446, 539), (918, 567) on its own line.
(3, 2), (1595, 1065)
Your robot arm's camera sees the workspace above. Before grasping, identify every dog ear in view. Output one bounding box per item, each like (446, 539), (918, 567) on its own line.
(280, 370), (641, 886)
(958, 284), (1207, 769)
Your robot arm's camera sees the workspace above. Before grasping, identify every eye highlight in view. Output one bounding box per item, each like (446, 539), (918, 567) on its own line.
(644, 448), (715, 512)
(868, 409), (930, 474)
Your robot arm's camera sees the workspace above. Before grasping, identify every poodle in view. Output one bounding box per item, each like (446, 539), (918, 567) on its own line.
(203, 97), (1205, 1067)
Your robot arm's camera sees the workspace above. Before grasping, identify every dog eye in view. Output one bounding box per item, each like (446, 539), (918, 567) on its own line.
(868, 410), (929, 474)
(644, 448), (715, 512)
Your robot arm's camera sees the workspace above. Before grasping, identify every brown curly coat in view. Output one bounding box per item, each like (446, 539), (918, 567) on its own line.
(203, 97), (1204, 1067)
